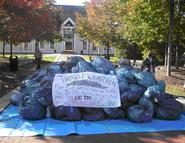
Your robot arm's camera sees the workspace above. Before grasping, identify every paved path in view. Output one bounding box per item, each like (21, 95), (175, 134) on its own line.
(54, 54), (92, 62)
(0, 131), (185, 143)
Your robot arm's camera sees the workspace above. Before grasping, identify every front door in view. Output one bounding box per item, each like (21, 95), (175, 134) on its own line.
(65, 41), (73, 51)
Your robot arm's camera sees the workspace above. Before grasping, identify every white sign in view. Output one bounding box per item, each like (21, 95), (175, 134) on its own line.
(52, 72), (121, 108)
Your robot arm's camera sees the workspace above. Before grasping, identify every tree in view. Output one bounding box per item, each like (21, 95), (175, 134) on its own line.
(76, 0), (124, 59)
(0, 0), (60, 55)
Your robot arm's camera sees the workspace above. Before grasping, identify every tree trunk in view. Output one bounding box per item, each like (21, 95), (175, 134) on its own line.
(3, 41), (5, 57)
(167, 0), (174, 76)
(35, 39), (39, 52)
(106, 43), (110, 60)
(175, 34), (179, 69)
(133, 44), (136, 66)
(175, 0), (182, 69)
(165, 43), (168, 66)
(88, 41), (90, 55)
(175, 45), (179, 69)
(10, 42), (13, 57)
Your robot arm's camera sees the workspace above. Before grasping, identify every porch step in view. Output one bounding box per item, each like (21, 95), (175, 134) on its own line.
(62, 51), (75, 54)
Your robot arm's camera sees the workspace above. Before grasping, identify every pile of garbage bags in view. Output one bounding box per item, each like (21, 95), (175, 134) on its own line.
(10, 56), (183, 123)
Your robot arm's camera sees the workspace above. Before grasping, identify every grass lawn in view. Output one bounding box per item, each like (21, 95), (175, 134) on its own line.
(110, 57), (119, 63)
(42, 55), (57, 62)
(0, 54), (57, 62)
(166, 85), (185, 96)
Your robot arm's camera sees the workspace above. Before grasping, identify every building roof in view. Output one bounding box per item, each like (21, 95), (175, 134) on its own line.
(55, 5), (86, 23)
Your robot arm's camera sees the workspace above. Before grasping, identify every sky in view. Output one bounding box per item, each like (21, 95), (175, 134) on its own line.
(55, 0), (90, 6)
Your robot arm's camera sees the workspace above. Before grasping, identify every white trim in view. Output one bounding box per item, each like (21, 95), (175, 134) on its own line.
(62, 17), (75, 27)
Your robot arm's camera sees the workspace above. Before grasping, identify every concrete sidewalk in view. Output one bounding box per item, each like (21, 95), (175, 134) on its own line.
(0, 131), (185, 143)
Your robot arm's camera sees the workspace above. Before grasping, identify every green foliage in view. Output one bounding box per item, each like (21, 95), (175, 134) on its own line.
(76, 0), (125, 48)
(76, 0), (185, 62)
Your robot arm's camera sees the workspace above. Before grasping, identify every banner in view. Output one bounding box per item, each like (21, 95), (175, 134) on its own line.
(52, 72), (121, 108)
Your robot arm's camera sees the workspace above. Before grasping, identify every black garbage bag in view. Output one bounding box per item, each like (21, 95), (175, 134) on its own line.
(20, 96), (46, 120)
(103, 108), (125, 119)
(32, 86), (52, 106)
(118, 59), (131, 68)
(47, 64), (63, 75)
(71, 61), (96, 73)
(127, 97), (154, 123)
(82, 108), (105, 121)
(64, 56), (85, 72)
(91, 57), (115, 74)
(120, 90), (141, 110)
(144, 81), (166, 100)
(130, 84), (146, 97)
(10, 92), (23, 106)
(154, 93), (183, 120)
(54, 106), (81, 121)
(134, 72), (156, 87)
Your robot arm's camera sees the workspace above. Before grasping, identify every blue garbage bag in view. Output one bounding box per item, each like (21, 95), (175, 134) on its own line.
(47, 64), (63, 75)
(91, 57), (115, 74)
(20, 96), (46, 120)
(154, 93), (183, 120)
(134, 72), (156, 87)
(10, 92), (23, 106)
(157, 80), (166, 92)
(32, 86), (52, 106)
(120, 90), (141, 110)
(116, 67), (135, 80)
(116, 75), (129, 94)
(104, 108), (125, 119)
(40, 75), (54, 87)
(28, 70), (46, 82)
(82, 108), (105, 121)
(54, 106), (81, 121)
(144, 81), (166, 100)
(64, 56), (85, 72)
(71, 61), (96, 73)
(127, 97), (154, 123)
(20, 79), (40, 94)
(130, 84), (146, 97)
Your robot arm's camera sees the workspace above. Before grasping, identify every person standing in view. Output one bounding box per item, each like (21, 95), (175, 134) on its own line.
(141, 53), (158, 73)
(34, 49), (43, 70)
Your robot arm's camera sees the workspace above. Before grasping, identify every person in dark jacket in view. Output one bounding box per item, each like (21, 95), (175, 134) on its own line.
(141, 53), (158, 73)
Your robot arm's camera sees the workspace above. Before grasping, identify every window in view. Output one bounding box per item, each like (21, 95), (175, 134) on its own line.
(24, 42), (28, 50)
(50, 41), (54, 49)
(92, 43), (97, 51)
(64, 21), (74, 27)
(65, 41), (73, 50)
(40, 42), (44, 49)
(83, 40), (87, 50)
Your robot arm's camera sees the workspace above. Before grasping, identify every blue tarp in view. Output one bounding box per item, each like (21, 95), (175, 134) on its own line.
(0, 105), (185, 136)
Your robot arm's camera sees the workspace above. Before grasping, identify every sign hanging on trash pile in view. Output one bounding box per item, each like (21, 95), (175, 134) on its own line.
(52, 72), (121, 108)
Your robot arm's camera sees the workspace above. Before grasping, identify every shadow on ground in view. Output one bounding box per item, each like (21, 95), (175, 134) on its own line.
(0, 59), (53, 96)
(32, 131), (185, 143)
